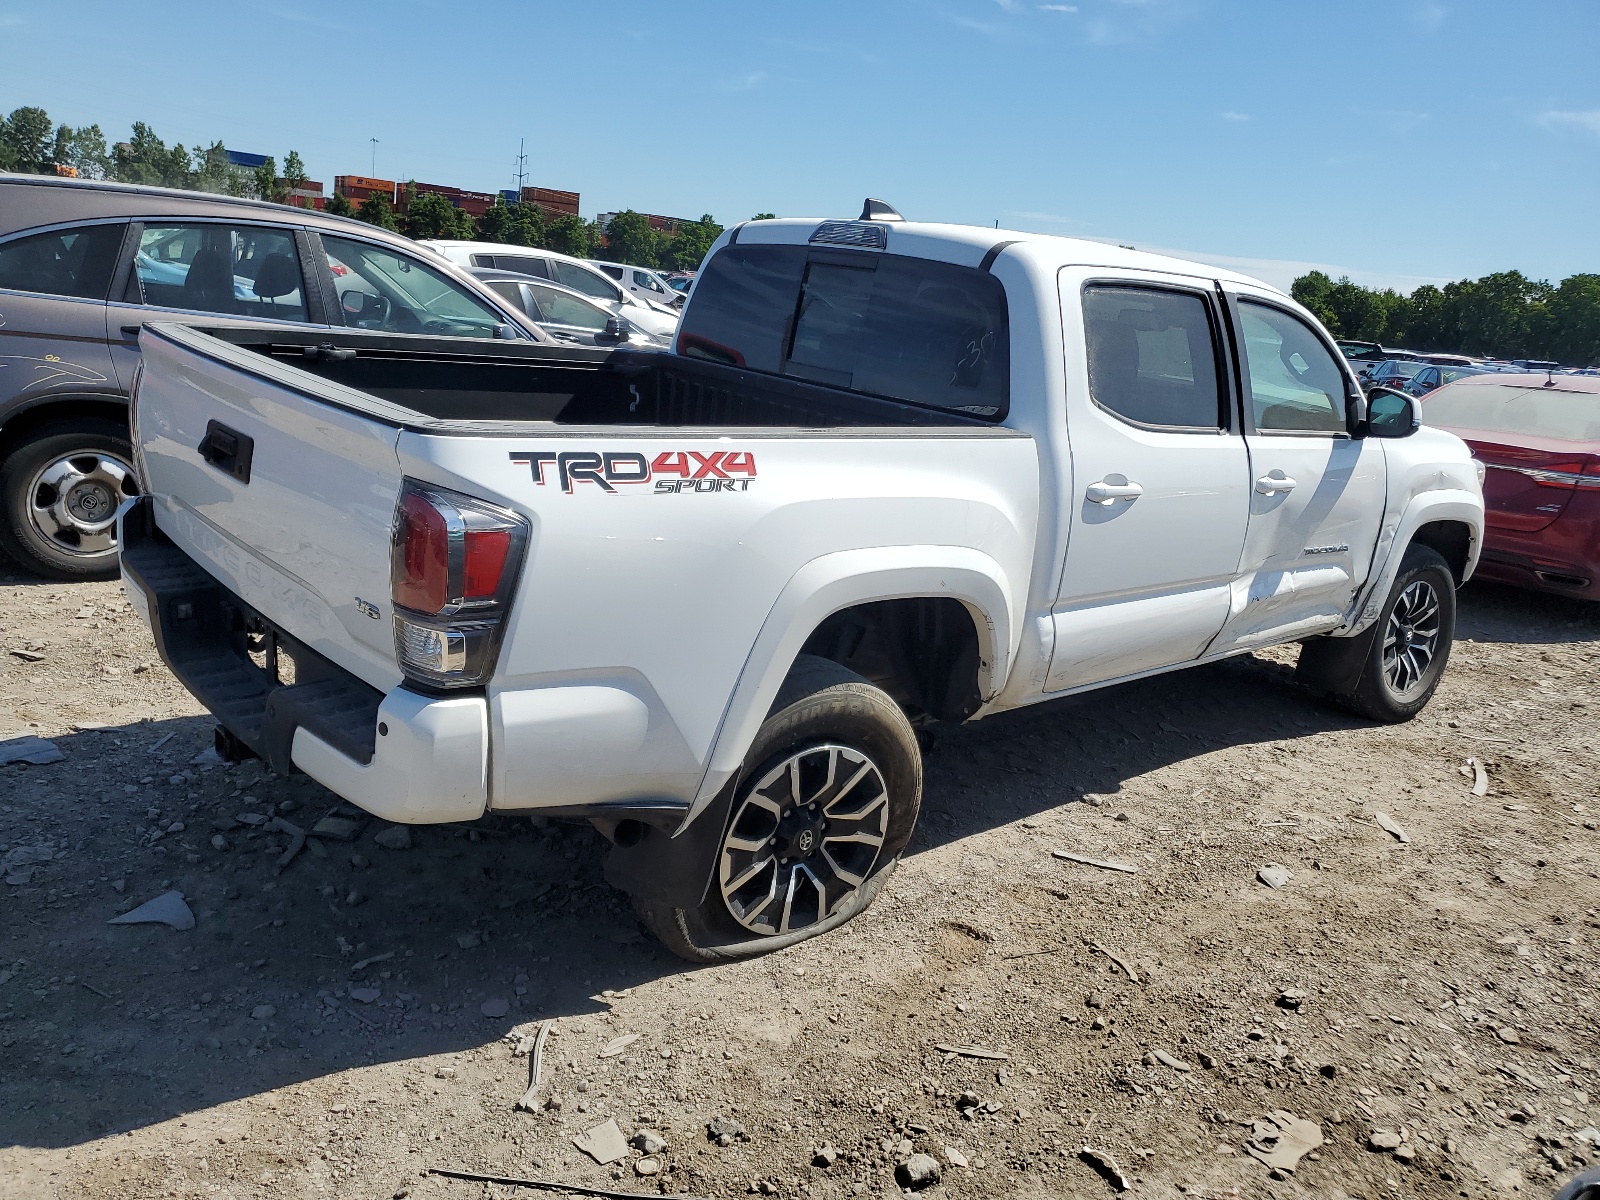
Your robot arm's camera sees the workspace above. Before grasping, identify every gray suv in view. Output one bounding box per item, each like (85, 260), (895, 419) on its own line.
(0, 174), (542, 579)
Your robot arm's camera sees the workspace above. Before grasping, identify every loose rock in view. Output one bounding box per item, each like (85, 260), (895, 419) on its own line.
(1257, 864), (1291, 889)
(897, 1153), (941, 1190)
(373, 824), (413, 850)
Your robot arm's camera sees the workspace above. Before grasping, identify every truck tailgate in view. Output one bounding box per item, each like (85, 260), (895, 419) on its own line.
(132, 324), (405, 691)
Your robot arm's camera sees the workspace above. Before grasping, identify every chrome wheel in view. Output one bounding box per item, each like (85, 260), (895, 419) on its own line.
(25, 451), (138, 559)
(718, 743), (890, 937)
(1382, 579), (1441, 696)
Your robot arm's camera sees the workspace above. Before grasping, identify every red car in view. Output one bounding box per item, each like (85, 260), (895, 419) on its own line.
(1420, 373), (1600, 599)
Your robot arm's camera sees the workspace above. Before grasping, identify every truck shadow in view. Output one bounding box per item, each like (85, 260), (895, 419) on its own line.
(0, 586), (1565, 1151)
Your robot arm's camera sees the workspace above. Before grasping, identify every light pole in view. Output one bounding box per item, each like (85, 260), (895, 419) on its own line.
(369, 138), (379, 177)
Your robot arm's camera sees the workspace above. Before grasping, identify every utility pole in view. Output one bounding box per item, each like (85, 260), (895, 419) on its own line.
(369, 137), (379, 177)
(513, 138), (528, 194)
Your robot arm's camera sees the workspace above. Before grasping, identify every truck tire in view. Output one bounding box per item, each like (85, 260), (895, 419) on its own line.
(0, 418), (139, 581)
(1297, 543), (1456, 722)
(635, 655), (922, 962)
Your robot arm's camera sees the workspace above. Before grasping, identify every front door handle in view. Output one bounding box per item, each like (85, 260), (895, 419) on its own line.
(1086, 477), (1144, 504)
(1255, 473), (1298, 495)
(120, 325), (142, 336)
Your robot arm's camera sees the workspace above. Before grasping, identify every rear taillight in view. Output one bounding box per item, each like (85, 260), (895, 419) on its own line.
(1582, 457), (1600, 488)
(390, 480), (528, 688)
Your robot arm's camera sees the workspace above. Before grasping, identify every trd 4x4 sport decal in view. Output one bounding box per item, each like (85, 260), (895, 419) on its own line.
(510, 450), (757, 494)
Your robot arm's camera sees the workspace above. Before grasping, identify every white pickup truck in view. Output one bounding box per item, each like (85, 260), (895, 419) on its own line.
(121, 205), (1485, 960)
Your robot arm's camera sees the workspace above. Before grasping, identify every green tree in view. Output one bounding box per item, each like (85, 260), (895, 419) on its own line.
(544, 213), (594, 257)
(662, 213), (723, 272)
(282, 150), (308, 191)
(751, 212), (776, 221)
(2, 106), (56, 172)
(404, 190), (463, 239)
(49, 123), (112, 178)
(1290, 270), (1338, 331)
(1547, 274), (1600, 367)
(252, 155), (279, 203)
(598, 210), (661, 267)
(356, 193), (400, 231)
(324, 191), (356, 218)
(112, 122), (190, 186)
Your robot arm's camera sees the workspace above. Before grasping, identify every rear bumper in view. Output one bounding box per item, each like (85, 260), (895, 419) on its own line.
(119, 497), (489, 822)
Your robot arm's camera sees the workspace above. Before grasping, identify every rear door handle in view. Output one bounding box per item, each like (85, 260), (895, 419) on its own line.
(1086, 478), (1144, 504)
(120, 325), (142, 336)
(1255, 473), (1298, 495)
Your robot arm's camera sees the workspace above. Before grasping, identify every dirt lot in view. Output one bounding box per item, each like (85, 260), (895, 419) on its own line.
(0, 564), (1596, 1200)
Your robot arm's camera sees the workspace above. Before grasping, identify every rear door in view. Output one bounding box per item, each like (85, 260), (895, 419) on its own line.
(0, 221), (125, 406)
(1210, 286), (1386, 652)
(133, 324), (406, 690)
(1048, 269), (1251, 691)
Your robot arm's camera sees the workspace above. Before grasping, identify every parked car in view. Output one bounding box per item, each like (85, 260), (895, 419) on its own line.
(664, 271), (696, 294)
(587, 260), (685, 309)
(469, 268), (670, 348)
(419, 240), (680, 337)
(123, 205), (1483, 958)
(0, 173), (543, 580)
(1363, 358), (1431, 392)
(1402, 363), (1493, 397)
(1338, 339), (1388, 375)
(1421, 373), (1600, 599)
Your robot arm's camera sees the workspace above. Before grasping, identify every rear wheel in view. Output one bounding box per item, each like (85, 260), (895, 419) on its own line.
(1299, 543), (1455, 722)
(635, 656), (922, 962)
(0, 418), (139, 580)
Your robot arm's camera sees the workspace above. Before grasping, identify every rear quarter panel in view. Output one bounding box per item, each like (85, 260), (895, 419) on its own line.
(399, 428), (1040, 813)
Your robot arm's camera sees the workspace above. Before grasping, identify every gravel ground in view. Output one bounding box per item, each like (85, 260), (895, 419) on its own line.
(0, 566), (1596, 1200)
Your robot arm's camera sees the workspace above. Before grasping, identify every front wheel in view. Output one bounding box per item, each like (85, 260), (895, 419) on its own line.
(1298, 543), (1456, 722)
(635, 656), (922, 962)
(0, 418), (139, 580)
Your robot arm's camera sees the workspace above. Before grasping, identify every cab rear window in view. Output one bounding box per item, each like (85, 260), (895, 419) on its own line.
(1424, 382), (1600, 442)
(678, 244), (1009, 419)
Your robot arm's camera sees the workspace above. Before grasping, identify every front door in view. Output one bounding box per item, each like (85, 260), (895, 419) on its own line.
(1210, 288), (1388, 652)
(1047, 269), (1252, 691)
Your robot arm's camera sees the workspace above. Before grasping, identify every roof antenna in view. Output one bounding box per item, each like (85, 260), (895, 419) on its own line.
(1545, 369), (1556, 387)
(859, 198), (904, 222)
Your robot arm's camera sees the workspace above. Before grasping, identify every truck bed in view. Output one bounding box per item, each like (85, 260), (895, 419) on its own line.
(191, 324), (1001, 430)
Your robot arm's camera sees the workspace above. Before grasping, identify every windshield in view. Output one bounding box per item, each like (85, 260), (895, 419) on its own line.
(1378, 360), (1426, 379)
(1423, 382), (1600, 441)
(322, 235), (508, 338)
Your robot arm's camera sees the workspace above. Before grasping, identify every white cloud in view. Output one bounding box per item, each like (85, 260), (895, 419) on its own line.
(715, 70), (767, 92)
(1038, 3), (1079, 11)
(1538, 110), (1600, 136)
(1221, 111), (1250, 122)
(1412, 2), (1446, 31)
(993, 0), (1024, 11)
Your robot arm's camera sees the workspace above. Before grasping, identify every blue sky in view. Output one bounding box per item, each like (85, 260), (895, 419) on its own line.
(5, 0), (1599, 291)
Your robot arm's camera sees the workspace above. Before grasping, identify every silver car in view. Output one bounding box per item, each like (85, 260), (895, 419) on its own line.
(470, 268), (671, 349)
(0, 174), (542, 579)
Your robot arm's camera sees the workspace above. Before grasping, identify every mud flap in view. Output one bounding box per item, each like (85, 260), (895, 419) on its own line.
(602, 780), (740, 910)
(1296, 623), (1380, 697)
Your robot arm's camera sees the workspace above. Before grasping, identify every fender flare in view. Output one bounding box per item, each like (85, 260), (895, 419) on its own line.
(688, 545), (1020, 818)
(1340, 489), (1483, 636)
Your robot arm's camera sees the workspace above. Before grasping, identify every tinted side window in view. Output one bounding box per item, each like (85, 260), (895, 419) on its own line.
(1082, 286), (1222, 429)
(1238, 302), (1346, 433)
(493, 255), (550, 280)
(529, 283), (608, 330)
(551, 260), (617, 301)
(0, 224), (124, 300)
(133, 223), (307, 321)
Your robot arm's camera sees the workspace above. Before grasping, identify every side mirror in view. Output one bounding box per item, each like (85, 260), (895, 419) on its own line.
(1366, 386), (1421, 439)
(1345, 382), (1369, 437)
(494, 323), (518, 340)
(597, 316), (628, 344)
